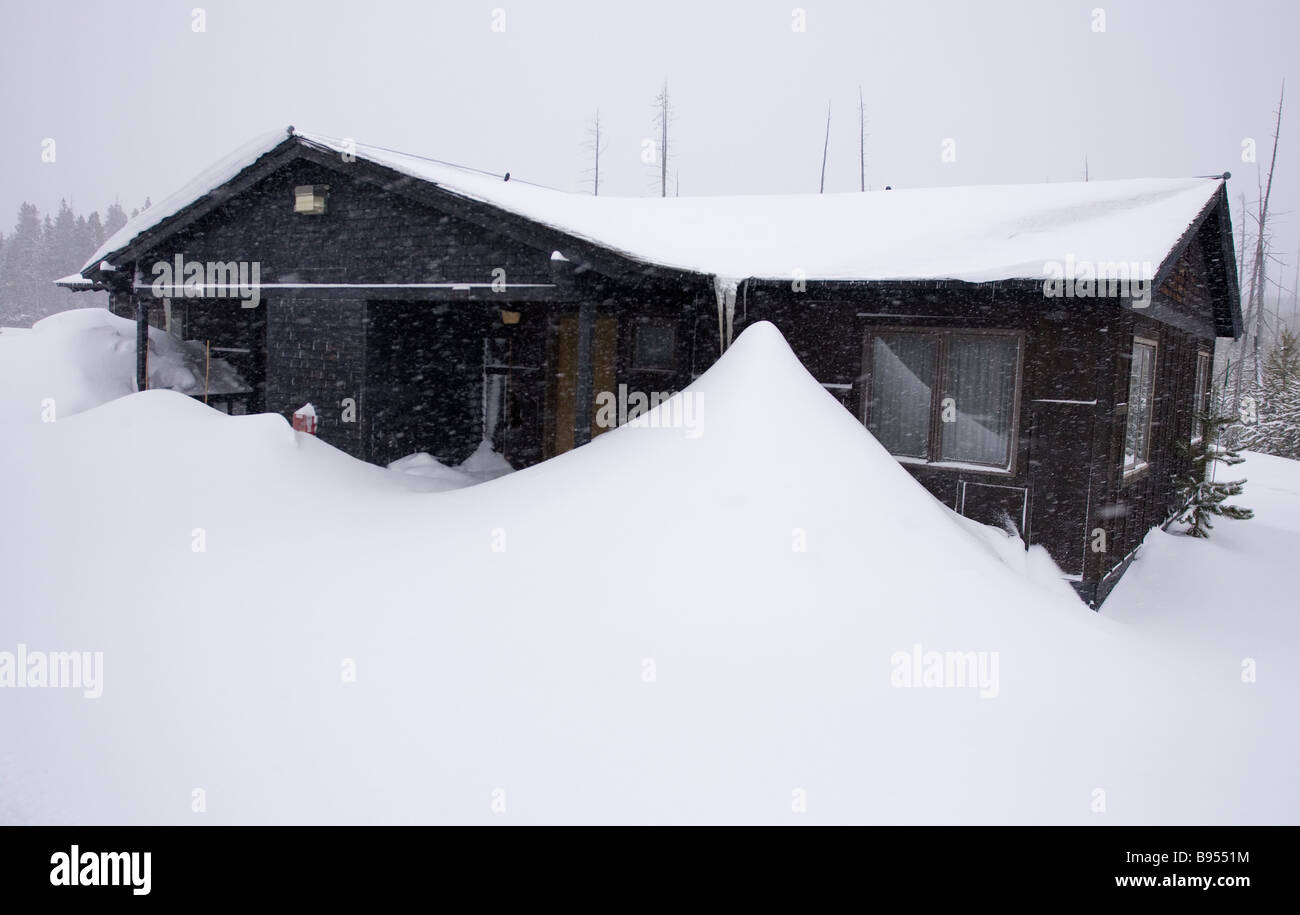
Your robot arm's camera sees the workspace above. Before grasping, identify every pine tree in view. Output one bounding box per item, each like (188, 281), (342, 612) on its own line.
(1, 203), (43, 314)
(1239, 328), (1300, 459)
(86, 211), (105, 249)
(52, 199), (79, 270)
(103, 201), (127, 238)
(1172, 413), (1254, 538)
(39, 213), (58, 312)
(74, 214), (90, 264)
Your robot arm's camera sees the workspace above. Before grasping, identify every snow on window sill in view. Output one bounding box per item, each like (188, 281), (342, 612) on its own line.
(894, 455), (1015, 475)
(1122, 460), (1150, 482)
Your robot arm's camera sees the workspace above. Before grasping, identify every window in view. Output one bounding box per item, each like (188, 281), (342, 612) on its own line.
(1123, 338), (1158, 476)
(863, 329), (1022, 470)
(1191, 350), (1211, 442)
(866, 332), (937, 458)
(633, 320), (676, 371)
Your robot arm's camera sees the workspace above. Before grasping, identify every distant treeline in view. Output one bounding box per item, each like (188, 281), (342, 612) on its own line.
(0, 197), (150, 327)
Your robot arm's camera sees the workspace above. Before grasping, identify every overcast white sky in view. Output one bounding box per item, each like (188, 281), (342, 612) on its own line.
(2, 0), (1297, 297)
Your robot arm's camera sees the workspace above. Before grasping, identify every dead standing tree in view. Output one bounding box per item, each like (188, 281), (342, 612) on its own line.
(858, 86), (867, 192)
(1227, 85), (1285, 418)
(1246, 82), (1285, 385)
(819, 102), (831, 193)
(652, 83), (672, 198)
(583, 110), (608, 196)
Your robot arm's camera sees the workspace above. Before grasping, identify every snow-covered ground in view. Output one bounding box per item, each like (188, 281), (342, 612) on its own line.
(0, 310), (1294, 824)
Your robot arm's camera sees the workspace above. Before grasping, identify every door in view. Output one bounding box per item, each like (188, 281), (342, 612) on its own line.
(365, 301), (482, 467)
(544, 312), (616, 458)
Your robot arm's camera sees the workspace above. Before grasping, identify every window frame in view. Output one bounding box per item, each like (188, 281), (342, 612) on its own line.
(1121, 336), (1159, 481)
(1191, 349), (1211, 443)
(860, 326), (1025, 474)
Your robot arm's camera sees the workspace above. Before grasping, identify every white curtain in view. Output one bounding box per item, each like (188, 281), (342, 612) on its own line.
(941, 335), (1018, 466)
(868, 334), (937, 458)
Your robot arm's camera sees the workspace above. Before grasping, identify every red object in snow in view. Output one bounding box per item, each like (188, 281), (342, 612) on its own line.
(292, 403), (318, 435)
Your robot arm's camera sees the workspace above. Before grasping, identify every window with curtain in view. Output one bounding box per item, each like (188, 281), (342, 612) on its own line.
(1124, 339), (1158, 475)
(863, 329), (1021, 469)
(866, 333), (938, 459)
(941, 335), (1020, 465)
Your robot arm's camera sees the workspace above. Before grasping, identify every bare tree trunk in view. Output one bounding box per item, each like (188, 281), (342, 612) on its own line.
(583, 110), (606, 196)
(655, 83), (671, 198)
(1245, 186), (1261, 369)
(1292, 242), (1300, 332)
(1238, 193), (1247, 285)
(820, 102), (831, 194)
(1250, 81), (1285, 384)
(858, 86), (866, 192)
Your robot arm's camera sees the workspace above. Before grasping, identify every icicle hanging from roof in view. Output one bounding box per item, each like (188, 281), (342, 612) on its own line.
(713, 275), (739, 353)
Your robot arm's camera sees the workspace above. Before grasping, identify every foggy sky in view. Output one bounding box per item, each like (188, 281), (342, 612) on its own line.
(2, 0), (1297, 304)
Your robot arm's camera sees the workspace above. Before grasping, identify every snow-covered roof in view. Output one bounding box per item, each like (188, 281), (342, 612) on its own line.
(53, 273), (94, 289)
(85, 128), (1227, 285)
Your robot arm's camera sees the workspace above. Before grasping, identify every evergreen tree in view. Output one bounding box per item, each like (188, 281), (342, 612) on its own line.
(46, 200), (82, 311)
(103, 201), (127, 238)
(52, 199), (79, 268)
(1172, 413), (1254, 538)
(1, 203), (43, 312)
(1239, 328), (1300, 459)
(39, 213), (58, 312)
(74, 214), (90, 264)
(86, 211), (105, 249)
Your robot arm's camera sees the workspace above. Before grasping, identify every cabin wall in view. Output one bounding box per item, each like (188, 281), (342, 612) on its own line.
(738, 280), (1042, 509)
(119, 159), (562, 459)
(1089, 313), (1208, 603)
(733, 281), (1165, 603)
(267, 298), (368, 458)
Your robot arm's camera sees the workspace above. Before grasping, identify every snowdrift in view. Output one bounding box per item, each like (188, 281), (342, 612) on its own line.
(0, 321), (1295, 824)
(0, 308), (247, 424)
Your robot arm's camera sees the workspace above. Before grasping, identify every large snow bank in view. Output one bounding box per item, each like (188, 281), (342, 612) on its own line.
(0, 322), (1294, 824)
(0, 308), (247, 424)
(87, 129), (1222, 284)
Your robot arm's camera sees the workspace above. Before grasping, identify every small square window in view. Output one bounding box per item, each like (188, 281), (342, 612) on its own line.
(633, 321), (676, 371)
(293, 185), (328, 215)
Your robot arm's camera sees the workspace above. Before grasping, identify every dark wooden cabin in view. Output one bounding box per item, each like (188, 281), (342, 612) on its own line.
(69, 128), (1241, 607)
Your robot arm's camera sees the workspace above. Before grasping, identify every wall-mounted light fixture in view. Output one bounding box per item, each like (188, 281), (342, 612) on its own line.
(500, 310), (521, 325)
(293, 185), (329, 215)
